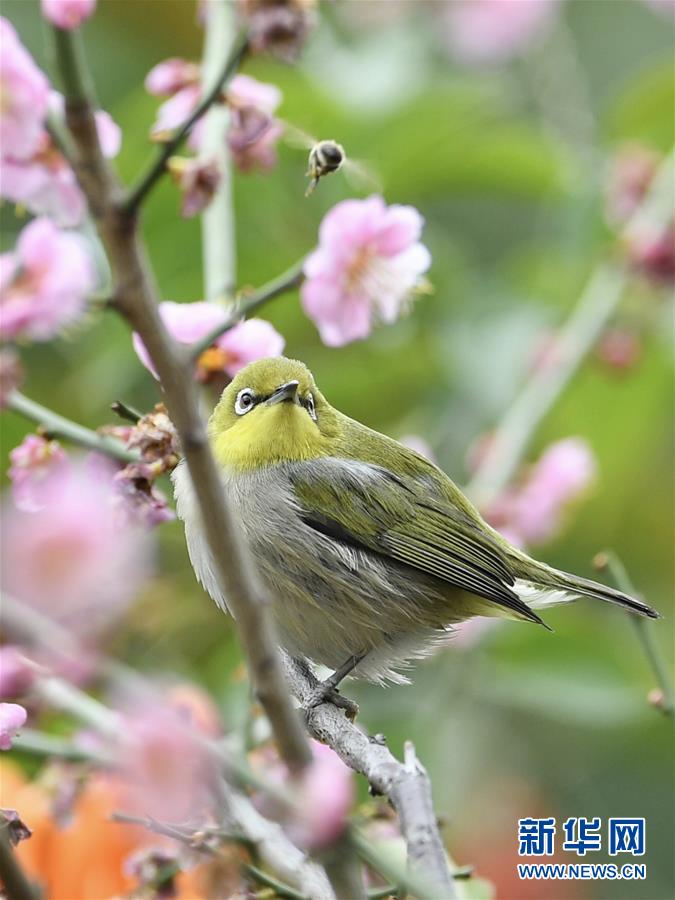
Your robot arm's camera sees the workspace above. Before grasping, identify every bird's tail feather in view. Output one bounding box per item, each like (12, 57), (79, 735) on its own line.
(514, 565), (659, 620)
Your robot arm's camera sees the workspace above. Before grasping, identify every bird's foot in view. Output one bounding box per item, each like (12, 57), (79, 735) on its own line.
(302, 682), (359, 721)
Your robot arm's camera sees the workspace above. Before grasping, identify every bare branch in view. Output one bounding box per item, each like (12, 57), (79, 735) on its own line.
(50, 24), (312, 777)
(0, 829), (37, 900)
(7, 391), (138, 463)
(284, 658), (457, 899)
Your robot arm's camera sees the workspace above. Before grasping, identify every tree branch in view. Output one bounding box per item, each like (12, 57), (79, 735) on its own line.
(123, 33), (248, 217)
(595, 552), (674, 718)
(189, 258), (306, 360)
(284, 658), (457, 899)
(50, 24), (311, 777)
(7, 391), (138, 463)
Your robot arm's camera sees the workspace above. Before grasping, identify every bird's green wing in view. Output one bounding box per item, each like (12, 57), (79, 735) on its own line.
(289, 457), (544, 625)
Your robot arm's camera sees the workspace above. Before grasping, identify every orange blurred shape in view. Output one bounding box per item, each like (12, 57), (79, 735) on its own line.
(0, 759), (223, 899)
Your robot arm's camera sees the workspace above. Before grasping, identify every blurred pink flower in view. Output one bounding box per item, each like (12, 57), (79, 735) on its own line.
(145, 58), (200, 96)
(1, 460), (152, 638)
(595, 328), (642, 373)
(301, 196), (431, 346)
(0, 647), (36, 700)
(133, 301), (284, 380)
(9, 434), (69, 512)
(624, 219), (675, 285)
(486, 437), (596, 548)
(113, 470), (175, 528)
(0, 18), (50, 160)
(41, 0), (97, 29)
(151, 84), (201, 142)
(1, 138), (87, 226)
(288, 741), (353, 851)
(226, 74), (284, 172)
(116, 690), (218, 823)
(1, 100), (120, 226)
(642, 0), (675, 16)
(604, 144), (660, 228)
(442, 0), (561, 65)
(0, 703), (27, 750)
(0, 217), (96, 342)
(167, 156), (221, 218)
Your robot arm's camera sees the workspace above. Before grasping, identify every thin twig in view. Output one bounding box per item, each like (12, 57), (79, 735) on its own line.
(244, 863), (307, 900)
(595, 552), (673, 718)
(7, 391), (138, 463)
(189, 258), (306, 360)
(11, 728), (111, 764)
(123, 33), (248, 216)
(350, 829), (444, 900)
(284, 658), (457, 899)
(51, 23), (312, 777)
(111, 400), (142, 423)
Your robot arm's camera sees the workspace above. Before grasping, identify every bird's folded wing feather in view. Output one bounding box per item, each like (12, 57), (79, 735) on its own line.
(288, 457), (544, 624)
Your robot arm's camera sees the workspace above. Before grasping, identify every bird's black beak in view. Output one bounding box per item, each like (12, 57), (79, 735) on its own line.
(266, 380), (300, 406)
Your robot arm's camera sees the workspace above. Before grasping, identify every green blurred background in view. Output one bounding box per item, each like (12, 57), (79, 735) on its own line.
(1, 1), (673, 897)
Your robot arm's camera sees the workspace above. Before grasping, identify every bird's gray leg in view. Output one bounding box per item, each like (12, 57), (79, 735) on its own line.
(303, 651), (367, 719)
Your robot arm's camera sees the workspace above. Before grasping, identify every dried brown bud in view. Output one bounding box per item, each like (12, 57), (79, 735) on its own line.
(0, 808), (32, 847)
(238, 0), (317, 62)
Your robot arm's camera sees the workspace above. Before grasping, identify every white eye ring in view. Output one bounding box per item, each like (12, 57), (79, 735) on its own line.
(306, 393), (317, 421)
(235, 388), (255, 416)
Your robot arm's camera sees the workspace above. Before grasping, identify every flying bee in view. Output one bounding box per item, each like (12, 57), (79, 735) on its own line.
(306, 140), (345, 195)
(282, 123), (381, 197)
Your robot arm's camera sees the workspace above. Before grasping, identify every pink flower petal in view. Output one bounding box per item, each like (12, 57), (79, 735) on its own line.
(41, 0), (96, 30)
(0, 17), (50, 160)
(0, 703), (27, 750)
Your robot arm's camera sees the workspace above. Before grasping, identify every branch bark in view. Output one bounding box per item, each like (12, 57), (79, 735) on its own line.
(7, 391), (138, 463)
(284, 658), (457, 899)
(50, 25), (312, 776)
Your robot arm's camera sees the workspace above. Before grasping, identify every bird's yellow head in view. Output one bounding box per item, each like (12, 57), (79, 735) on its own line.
(208, 357), (341, 471)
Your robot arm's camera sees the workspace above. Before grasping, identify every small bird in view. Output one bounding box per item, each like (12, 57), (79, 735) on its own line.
(173, 358), (658, 708)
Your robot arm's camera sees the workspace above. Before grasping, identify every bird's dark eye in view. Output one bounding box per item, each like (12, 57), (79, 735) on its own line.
(235, 388), (255, 416)
(306, 393), (317, 421)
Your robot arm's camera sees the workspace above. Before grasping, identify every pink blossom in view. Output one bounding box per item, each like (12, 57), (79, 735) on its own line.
(116, 689), (218, 822)
(0, 18), (50, 161)
(0, 647), (36, 700)
(0, 217), (96, 341)
(1, 140), (87, 226)
(624, 219), (675, 285)
(133, 301), (284, 379)
(167, 156), (220, 218)
(41, 0), (97, 29)
(442, 0), (561, 66)
(226, 74), (283, 172)
(288, 741), (354, 851)
(642, 0), (675, 15)
(145, 58), (200, 96)
(0, 703), (27, 750)
(604, 144), (660, 228)
(486, 438), (596, 547)
(151, 84), (201, 142)
(595, 328), (642, 373)
(301, 196), (431, 346)
(0, 460), (152, 638)
(1, 102), (119, 226)
(8, 434), (69, 512)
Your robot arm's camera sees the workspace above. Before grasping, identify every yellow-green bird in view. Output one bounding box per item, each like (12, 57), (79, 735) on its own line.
(172, 357), (658, 704)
